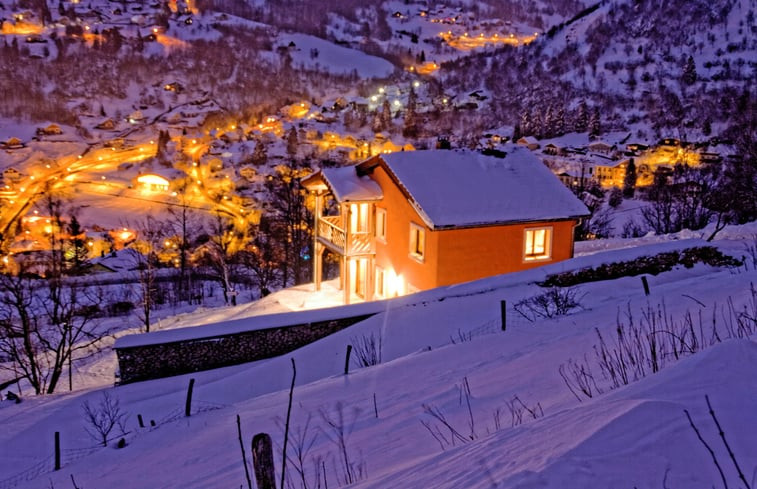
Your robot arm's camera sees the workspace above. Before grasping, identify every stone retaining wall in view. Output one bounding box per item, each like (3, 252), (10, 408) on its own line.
(115, 314), (375, 384)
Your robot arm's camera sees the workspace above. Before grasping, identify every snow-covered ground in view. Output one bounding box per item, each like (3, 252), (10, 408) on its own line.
(1, 224), (756, 488)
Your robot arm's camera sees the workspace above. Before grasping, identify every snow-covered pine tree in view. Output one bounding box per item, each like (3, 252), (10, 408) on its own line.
(403, 85), (418, 137)
(682, 55), (697, 86)
(589, 107), (601, 138)
(286, 127), (298, 158)
(381, 99), (393, 131)
(252, 138), (267, 166)
(574, 100), (588, 133)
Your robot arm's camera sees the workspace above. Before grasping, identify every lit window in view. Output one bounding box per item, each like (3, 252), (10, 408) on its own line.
(375, 267), (385, 298)
(350, 203), (369, 233)
(375, 207), (387, 242)
(409, 222), (425, 261)
(524, 227), (552, 261)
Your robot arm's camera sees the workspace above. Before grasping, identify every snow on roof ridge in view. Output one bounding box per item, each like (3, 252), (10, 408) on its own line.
(378, 147), (589, 229)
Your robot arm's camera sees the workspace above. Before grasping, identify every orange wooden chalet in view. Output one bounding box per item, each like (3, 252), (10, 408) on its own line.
(302, 148), (590, 304)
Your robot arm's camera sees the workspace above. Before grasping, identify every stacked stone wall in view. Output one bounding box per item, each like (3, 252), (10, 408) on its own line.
(116, 314), (374, 383)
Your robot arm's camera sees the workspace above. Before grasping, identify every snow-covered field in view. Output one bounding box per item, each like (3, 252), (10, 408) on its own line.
(1, 225), (756, 488)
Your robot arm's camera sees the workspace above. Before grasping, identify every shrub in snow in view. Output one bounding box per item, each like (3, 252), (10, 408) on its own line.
(514, 286), (584, 321)
(540, 247), (743, 287)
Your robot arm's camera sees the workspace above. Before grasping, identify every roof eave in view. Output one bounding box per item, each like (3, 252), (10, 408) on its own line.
(429, 214), (589, 231)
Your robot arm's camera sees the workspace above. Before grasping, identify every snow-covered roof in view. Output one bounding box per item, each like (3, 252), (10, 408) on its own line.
(307, 166), (383, 202)
(114, 300), (386, 349)
(368, 147), (590, 229)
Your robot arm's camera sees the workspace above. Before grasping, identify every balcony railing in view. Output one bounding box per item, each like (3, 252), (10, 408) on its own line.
(318, 216), (346, 251)
(317, 216), (374, 256)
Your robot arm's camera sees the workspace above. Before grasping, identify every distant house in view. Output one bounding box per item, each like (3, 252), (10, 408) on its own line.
(594, 159), (629, 188)
(699, 151), (723, 164)
(660, 138), (681, 147)
(626, 143), (649, 153)
(516, 136), (540, 150)
(95, 118), (117, 130)
(556, 170), (583, 189)
(302, 148), (589, 304)
(238, 166), (257, 182)
(134, 173), (170, 192)
(3, 167), (24, 182)
(36, 124), (62, 136)
(127, 110), (145, 124)
(163, 82), (184, 93)
(588, 141), (615, 155)
(543, 142), (566, 156)
(2, 137), (24, 149)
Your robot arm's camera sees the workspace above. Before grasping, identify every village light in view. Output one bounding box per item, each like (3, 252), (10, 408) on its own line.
(393, 100), (401, 107)
(371, 95), (377, 102)
(378, 87), (385, 94)
(413, 81), (420, 88)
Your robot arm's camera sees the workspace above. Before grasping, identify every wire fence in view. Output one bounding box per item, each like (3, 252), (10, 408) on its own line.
(446, 302), (537, 346)
(0, 397), (229, 489)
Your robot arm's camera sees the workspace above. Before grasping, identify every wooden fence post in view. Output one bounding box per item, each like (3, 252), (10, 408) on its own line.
(641, 276), (650, 296)
(252, 433), (277, 489)
(137, 414), (145, 428)
(185, 378), (195, 417)
(54, 431), (61, 471)
(344, 344), (353, 375)
(500, 300), (507, 331)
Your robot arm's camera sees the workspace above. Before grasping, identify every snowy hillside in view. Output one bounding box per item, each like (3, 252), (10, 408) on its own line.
(1, 226), (755, 488)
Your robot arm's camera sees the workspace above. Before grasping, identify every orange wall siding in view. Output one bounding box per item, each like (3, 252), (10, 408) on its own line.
(435, 219), (577, 286)
(371, 166), (440, 293)
(368, 163), (579, 296)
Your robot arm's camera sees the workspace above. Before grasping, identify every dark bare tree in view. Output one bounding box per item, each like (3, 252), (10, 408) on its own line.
(129, 215), (165, 332)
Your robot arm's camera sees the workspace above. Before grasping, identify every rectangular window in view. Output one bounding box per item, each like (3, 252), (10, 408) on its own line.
(350, 203), (369, 233)
(375, 207), (387, 242)
(409, 222), (425, 261)
(524, 227), (552, 261)
(375, 266), (385, 299)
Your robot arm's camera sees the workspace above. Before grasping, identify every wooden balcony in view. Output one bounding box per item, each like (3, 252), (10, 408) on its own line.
(316, 215), (374, 256)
